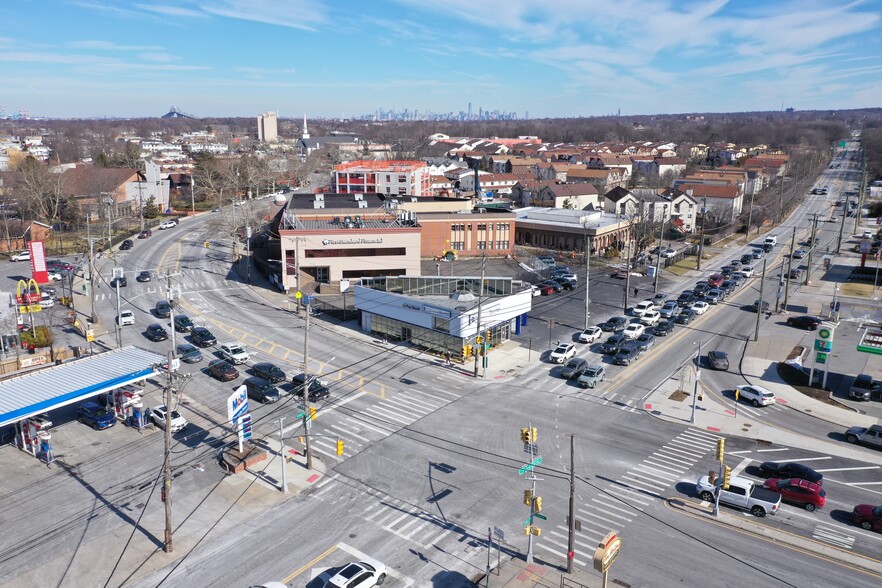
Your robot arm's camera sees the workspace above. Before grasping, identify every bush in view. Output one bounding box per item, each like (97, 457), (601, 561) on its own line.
(21, 325), (53, 348)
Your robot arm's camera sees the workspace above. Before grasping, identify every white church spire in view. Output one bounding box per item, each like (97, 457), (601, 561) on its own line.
(302, 114), (310, 139)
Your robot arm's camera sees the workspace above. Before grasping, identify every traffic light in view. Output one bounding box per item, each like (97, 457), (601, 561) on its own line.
(521, 428), (530, 443)
(523, 489), (533, 506)
(715, 438), (725, 462)
(531, 526), (541, 536)
(530, 427), (538, 443)
(524, 526), (532, 535)
(533, 496), (542, 512)
(297, 436), (304, 443)
(336, 438), (344, 456)
(486, 330), (491, 342)
(698, 390), (704, 401)
(723, 465), (732, 490)
(310, 407), (317, 420)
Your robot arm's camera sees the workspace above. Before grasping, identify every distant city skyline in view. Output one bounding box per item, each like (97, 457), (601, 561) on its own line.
(1, 1), (881, 119)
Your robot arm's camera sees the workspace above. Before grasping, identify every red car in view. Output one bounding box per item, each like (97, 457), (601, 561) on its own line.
(764, 478), (826, 511)
(708, 273), (724, 288)
(852, 504), (882, 531)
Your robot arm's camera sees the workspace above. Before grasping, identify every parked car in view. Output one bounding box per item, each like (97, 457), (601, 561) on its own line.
(599, 316), (629, 332)
(9, 250), (30, 262)
(292, 372), (331, 401)
(600, 334), (627, 355)
(119, 239), (134, 250)
(136, 270), (152, 282)
(176, 343), (203, 363)
(578, 326), (603, 344)
(787, 315), (821, 330)
(138, 229), (152, 239)
(560, 357), (589, 379)
(552, 277), (575, 291)
(159, 219), (178, 230)
(845, 424), (882, 447)
(614, 343), (643, 366)
(77, 402), (116, 430)
(39, 292), (55, 309)
(660, 248), (676, 258)
(622, 323), (645, 340)
(252, 362), (287, 383)
(758, 462), (823, 485)
(659, 301), (680, 318)
(852, 505), (882, 532)
(550, 343), (576, 363)
(117, 310), (135, 326)
(849, 374), (874, 401)
(243, 377), (281, 404)
(145, 323), (169, 342)
(151, 405), (187, 433)
(219, 341), (249, 364)
(577, 365), (606, 388)
(47, 270), (63, 281)
(208, 359), (239, 382)
(653, 320), (676, 337)
(535, 283), (555, 296)
(154, 300), (172, 318)
(736, 384), (776, 407)
(634, 333), (655, 352)
(173, 314), (194, 332)
(763, 478), (826, 511)
(537, 255), (555, 267)
(324, 558), (387, 588)
(190, 326), (217, 347)
(674, 308), (695, 324)
(540, 280), (563, 293)
(707, 350), (729, 370)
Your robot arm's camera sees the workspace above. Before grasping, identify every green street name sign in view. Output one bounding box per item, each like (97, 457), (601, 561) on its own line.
(519, 456), (543, 475)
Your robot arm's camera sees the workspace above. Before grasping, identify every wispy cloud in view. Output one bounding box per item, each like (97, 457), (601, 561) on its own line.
(199, 0), (326, 31)
(67, 40), (162, 51)
(134, 3), (205, 18)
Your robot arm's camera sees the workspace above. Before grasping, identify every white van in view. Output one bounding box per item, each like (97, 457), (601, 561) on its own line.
(764, 235), (778, 246)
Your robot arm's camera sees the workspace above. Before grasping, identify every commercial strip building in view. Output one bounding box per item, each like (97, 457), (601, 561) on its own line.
(334, 160), (432, 197)
(513, 207), (634, 254)
(353, 275), (532, 361)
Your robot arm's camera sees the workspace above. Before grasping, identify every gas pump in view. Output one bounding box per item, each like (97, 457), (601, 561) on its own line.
(15, 415), (55, 463)
(107, 385), (147, 430)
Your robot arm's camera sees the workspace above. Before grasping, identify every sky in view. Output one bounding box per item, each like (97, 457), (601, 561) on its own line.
(2, 0), (882, 119)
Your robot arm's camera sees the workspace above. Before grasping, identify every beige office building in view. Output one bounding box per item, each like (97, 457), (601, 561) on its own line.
(257, 111), (278, 143)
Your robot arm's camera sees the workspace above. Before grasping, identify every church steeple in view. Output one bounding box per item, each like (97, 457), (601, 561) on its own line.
(302, 114), (310, 140)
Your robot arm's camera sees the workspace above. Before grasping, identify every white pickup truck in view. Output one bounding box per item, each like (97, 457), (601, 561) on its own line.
(696, 474), (782, 517)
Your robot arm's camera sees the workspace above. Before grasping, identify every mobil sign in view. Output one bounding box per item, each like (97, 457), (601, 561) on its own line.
(226, 385), (249, 423)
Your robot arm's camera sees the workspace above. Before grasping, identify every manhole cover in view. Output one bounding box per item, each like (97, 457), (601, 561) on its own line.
(743, 423), (752, 427)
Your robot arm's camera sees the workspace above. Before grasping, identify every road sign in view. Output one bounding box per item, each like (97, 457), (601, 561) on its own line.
(519, 456), (542, 475)
(533, 513), (547, 520)
(523, 442), (538, 454)
(816, 352), (827, 364)
(494, 527), (505, 541)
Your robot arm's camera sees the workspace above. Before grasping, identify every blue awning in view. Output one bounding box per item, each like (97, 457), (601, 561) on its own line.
(0, 346), (164, 427)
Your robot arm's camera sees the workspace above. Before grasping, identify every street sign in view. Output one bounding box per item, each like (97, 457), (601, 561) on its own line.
(519, 456), (542, 475)
(816, 352), (827, 364)
(523, 442), (539, 454)
(533, 513), (547, 520)
(494, 527), (505, 541)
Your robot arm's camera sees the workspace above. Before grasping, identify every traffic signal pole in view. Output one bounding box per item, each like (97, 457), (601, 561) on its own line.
(473, 254), (486, 378)
(566, 434), (576, 574)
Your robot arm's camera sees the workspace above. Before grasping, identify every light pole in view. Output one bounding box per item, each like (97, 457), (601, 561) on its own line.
(691, 341), (702, 424)
(696, 198), (707, 271)
(653, 205), (667, 293)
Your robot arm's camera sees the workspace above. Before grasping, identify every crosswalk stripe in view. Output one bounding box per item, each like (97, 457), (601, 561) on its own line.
(651, 450), (697, 466)
(582, 509), (632, 528)
(386, 394), (439, 412)
(679, 430), (720, 443)
(581, 504), (631, 523)
(634, 464), (679, 481)
(380, 397), (432, 414)
(665, 440), (709, 455)
(617, 478), (663, 497)
(642, 458), (684, 474)
(605, 486), (651, 506)
(423, 524), (457, 548)
(621, 473), (668, 491)
(590, 497), (637, 518)
(658, 443), (705, 458)
(326, 424), (371, 444)
(361, 406), (412, 425)
(381, 512), (410, 529)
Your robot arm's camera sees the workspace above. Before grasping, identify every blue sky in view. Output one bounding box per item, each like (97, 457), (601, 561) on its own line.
(2, 0), (881, 119)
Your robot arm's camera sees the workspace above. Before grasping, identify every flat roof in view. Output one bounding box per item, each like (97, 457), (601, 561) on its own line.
(0, 346), (164, 427)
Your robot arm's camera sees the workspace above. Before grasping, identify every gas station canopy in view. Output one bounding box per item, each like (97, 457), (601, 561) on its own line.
(0, 346), (165, 428)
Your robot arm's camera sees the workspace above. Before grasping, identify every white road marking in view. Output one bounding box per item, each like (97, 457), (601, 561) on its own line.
(731, 457), (754, 477)
(755, 448), (790, 452)
(814, 466), (880, 473)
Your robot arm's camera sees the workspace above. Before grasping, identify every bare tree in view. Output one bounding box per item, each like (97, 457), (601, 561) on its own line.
(12, 157), (67, 224)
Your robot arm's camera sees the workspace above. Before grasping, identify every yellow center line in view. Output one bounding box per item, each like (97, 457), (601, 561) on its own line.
(282, 544), (338, 583)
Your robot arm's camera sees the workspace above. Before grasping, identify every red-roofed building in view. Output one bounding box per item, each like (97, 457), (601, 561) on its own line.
(678, 184), (743, 221)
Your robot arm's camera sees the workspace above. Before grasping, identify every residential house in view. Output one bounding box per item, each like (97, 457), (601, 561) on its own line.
(678, 184), (743, 222)
(536, 183), (600, 210)
(59, 165), (143, 219)
(659, 188), (697, 233)
(511, 179), (557, 208)
(567, 167), (628, 193)
(603, 186), (641, 217)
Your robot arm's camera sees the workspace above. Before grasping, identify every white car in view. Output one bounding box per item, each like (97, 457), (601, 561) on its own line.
(632, 300), (657, 317)
(48, 270), (64, 281)
(39, 292), (55, 309)
(9, 250), (30, 262)
(578, 326), (602, 344)
(640, 310), (661, 326)
(550, 343), (576, 364)
(530, 285), (542, 297)
(622, 323), (645, 340)
(735, 384), (776, 407)
(151, 405), (188, 432)
(660, 248), (677, 258)
(557, 272), (577, 282)
(158, 219), (178, 230)
(219, 341), (249, 364)
(690, 301), (710, 315)
(118, 310), (135, 326)
(324, 557), (387, 588)
(739, 265), (755, 278)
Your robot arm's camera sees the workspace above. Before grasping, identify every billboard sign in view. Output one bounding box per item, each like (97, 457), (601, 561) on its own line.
(29, 241), (49, 284)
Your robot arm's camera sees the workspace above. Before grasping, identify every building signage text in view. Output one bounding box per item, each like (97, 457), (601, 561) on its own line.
(322, 237), (384, 246)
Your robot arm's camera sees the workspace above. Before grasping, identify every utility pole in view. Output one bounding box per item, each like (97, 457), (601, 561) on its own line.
(138, 175), (145, 232)
(697, 198), (707, 270)
(746, 178), (758, 238)
(777, 172), (785, 224)
(783, 227), (796, 313)
(162, 349), (174, 553)
(190, 178), (196, 216)
(653, 206), (666, 293)
(836, 194), (848, 254)
(854, 151), (868, 234)
(279, 416), (288, 493)
(805, 214), (818, 286)
(623, 239), (632, 312)
(87, 213), (98, 324)
(691, 341), (702, 425)
(114, 268), (122, 348)
(473, 254), (487, 378)
(566, 434), (576, 574)
(166, 273), (180, 353)
(302, 296), (314, 470)
(754, 258), (767, 341)
(583, 229), (591, 330)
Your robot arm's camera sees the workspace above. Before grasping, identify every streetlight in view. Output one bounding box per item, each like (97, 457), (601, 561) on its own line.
(653, 205), (668, 293)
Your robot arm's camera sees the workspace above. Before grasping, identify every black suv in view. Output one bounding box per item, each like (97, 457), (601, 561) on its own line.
(190, 326), (217, 347)
(119, 239), (134, 251)
(174, 314), (194, 332)
(653, 320), (675, 336)
(292, 373), (331, 402)
(145, 323), (168, 342)
(677, 291), (695, 307)
(600, 334), (627, 354)
(155, 300), (172, 318)
(243, 377), (281, 404)
(110, 276), (127, 288)
(599, 316), (629, 332)
(787, 315), (821, 330)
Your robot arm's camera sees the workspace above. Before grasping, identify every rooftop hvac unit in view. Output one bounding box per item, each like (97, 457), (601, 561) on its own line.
(332, 216), (340, 224)
(344, 216), (352, 224)
(313, 201), (325, 209)
(355, 215), (362, 223)
(357, 201), (368, 208)
(354, 193), (364, 201)
(314, 193), (324, 201)
(411, 197), (418, 202)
